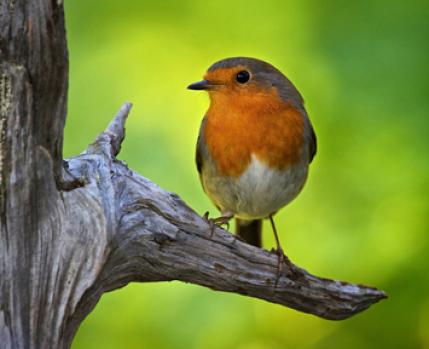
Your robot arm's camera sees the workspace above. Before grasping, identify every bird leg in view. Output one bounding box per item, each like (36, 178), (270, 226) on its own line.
(269, 215), (288, 286)
(203, 211), (234, 237)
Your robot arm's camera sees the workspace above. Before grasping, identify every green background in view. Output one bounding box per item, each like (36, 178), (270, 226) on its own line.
(64, 1), (429, 348)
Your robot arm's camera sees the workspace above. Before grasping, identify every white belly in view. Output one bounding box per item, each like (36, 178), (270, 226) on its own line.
(202, 155), (308, 220)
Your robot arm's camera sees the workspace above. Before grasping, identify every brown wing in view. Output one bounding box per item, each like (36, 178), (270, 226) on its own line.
(196, 143), (203, 174)
(309, 124), (317, 163)
(195, 116), (207, 175)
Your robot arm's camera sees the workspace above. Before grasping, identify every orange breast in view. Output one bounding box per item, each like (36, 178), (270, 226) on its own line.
(204, 91), (305, 177)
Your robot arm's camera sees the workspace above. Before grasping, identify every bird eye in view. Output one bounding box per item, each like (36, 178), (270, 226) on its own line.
(236, 70), (250, 84)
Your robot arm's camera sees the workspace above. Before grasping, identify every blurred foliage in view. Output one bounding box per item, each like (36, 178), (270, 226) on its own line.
(64, 0), (429, 348)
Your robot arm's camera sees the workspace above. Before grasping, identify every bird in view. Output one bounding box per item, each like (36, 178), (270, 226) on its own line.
(188, 57), (316, 267)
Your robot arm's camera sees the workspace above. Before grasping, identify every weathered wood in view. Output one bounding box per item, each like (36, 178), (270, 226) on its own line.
(0, 1), (387, 349)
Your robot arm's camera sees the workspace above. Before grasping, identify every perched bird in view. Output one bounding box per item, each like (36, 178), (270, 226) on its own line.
(188, 57), (316, 264)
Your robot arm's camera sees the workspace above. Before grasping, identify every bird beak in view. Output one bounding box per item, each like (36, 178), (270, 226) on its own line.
(187, 80), (220, 91)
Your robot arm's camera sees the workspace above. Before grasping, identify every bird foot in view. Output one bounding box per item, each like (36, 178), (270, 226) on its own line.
(272, 246), (295, 286)
(271, 247), (303, 286)
(202, 211), (233, 238)
(273, 246), (286, 287)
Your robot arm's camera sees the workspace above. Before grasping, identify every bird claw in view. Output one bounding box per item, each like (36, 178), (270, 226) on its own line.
(202, 211), (233, 238)
(273, 246), (286, 287)
(271, 246), (303, 287)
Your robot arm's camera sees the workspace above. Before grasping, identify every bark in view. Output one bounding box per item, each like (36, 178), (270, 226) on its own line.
(0, 1), (387, 348)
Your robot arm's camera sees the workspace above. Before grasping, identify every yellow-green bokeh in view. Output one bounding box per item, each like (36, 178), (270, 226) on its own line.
(64, 1), (429, 348)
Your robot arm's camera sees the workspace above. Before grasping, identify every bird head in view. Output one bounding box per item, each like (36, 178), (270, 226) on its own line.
(187, 57), (304, 112)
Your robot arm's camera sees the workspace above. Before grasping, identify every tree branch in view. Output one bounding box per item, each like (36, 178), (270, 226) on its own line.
(58, 104), (386, 347)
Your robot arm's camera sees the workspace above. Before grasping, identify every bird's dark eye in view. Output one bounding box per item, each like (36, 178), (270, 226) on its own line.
(236, 70), (250, 84)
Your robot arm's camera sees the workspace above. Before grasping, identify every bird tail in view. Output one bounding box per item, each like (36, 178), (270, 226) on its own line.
(236, 219), (262, 247)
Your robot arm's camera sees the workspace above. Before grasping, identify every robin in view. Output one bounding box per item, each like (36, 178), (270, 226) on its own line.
(188, 57), (316, 267)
